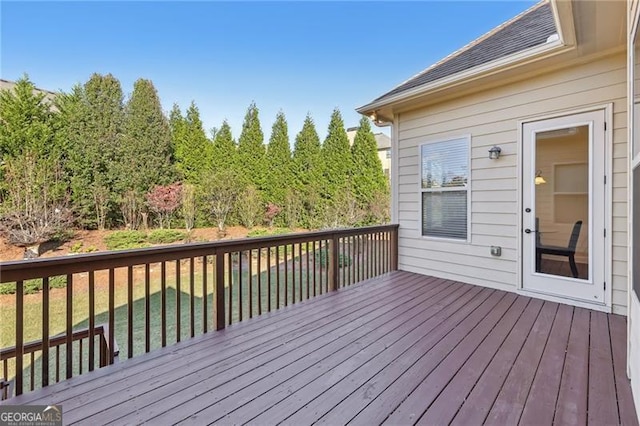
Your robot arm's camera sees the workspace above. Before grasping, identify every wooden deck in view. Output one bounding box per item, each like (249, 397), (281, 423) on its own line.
(4, 271), (638, 425)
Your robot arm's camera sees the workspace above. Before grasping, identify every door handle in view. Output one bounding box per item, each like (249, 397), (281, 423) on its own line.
(524, 229), (535, 234)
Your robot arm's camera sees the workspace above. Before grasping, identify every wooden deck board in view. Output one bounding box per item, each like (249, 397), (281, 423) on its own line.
(451, 297), (544, 425)
(483, 301), (558, 425)
(3, 271), (636, 426)
(413, 296), (531, 426)
(384, 293), (522, 425)
(519, 303), (573, 425)
(213, 279), (462, 425)
(74, 273), (436, 424)
(589, 311), (620, 425)
(553, 307), (590, 426)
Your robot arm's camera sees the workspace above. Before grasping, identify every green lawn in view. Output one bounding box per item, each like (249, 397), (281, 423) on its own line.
(0, 250), (334, 392)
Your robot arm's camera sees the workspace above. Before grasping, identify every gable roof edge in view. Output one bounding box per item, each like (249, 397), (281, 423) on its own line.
(382, 1), (553, 99)
(357, 35), (567, 117)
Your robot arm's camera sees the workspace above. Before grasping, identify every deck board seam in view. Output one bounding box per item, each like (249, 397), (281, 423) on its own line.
(205, 281), (469, 424)
(381, 292), (519, 425)
(310, 289), (503, 425)
(18, 272), (423, 406)
(216, 281), (473, 424)
(67, 276), (452, 424)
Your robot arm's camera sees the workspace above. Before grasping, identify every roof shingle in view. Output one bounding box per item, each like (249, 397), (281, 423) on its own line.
(373, 2), (557, 104)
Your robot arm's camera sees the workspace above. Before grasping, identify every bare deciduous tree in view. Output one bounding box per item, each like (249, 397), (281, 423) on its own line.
(0, 151), (73, 257)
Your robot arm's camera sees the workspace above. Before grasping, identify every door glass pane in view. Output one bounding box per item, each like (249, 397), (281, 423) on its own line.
(534, 125), (589, 280)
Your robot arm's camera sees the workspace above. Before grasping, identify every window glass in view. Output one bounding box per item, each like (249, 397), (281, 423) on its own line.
(421, 139), (468, 189)
(420, 137), (469, 240)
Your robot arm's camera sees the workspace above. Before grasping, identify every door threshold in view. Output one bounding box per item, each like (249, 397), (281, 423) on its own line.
(518, 288), (611, 313)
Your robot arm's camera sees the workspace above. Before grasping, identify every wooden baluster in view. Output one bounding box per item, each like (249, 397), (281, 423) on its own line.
(392, 227), (399, 271)
(55, 346), (59, 383)
(78, 340), (83, 374)
(215, 252), (225, 331)
(275, 246), (280, 309)
(239, 251), (243, 322)
(374, 233), (379, 277)
(176, 260), (181, 342)
(228, 253), (233, 325)
(108, 270), (115, 364)
(248, 249), (253, 319)
(341, 238), (345, 288)
(312, 241), (317, 297)
(30, 352), (34, 391)
(189, 258), (195, 338)
(298, 243), (303, 302)
(145, 263), (152, 351)
(127, 267), (133, 358)
(267, 247), (272, 312)
(284, 245), (288, 307)
(306, 242), (310, 300)
(291, 244), (296, 304)
(161, 262), (167, 347)
(257, 248), (262, 316)
(42, 277), (49, 387)
(66, 274), (73, 377)
(202, 256), (207, 333)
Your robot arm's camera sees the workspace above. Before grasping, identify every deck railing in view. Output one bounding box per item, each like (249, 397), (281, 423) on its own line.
(0, 224), (398, 398)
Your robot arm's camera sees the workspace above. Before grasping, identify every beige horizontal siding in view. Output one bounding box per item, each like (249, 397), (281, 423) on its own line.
(395, 52), (628, 314)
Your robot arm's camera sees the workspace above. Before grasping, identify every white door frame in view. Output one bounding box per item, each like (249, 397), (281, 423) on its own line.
(517, 104), (613, 312)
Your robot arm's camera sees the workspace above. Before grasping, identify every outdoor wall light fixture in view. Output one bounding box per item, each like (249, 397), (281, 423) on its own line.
(488, 146), (501, 159)
(535, 170), (547, 185)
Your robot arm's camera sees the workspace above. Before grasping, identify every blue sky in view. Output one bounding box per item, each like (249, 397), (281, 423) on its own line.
(1, 1), (536, 140)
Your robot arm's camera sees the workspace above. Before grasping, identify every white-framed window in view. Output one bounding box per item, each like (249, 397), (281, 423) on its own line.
(420, 135), (470, 240)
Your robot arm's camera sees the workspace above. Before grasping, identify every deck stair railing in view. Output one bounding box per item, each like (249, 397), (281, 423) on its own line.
(0, 324), (118, 400)
(0, 224), (398, 398)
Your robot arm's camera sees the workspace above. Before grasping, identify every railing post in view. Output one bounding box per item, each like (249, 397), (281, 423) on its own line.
(328, 234), (339, 291)
(215, 251), (226, 330)
(391, 226), (399, 271)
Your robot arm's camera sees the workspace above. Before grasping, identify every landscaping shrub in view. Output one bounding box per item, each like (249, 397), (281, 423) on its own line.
(105, 230), (149, 250)
(147, 229), (186, 244)
(247, 227), (292, 238)
(0, 275), (66, 295)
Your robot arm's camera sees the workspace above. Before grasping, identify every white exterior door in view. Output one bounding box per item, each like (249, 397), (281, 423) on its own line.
(522, 110), (606, 304)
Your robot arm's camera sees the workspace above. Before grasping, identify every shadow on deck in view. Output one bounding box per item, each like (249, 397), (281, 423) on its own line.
(4, 271), (638, 425)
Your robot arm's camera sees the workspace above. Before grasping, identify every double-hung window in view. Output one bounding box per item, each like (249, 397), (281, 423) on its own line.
(420, 136), (470, 240)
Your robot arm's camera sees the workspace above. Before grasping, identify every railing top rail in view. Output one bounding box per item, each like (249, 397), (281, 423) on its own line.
(0, 224), (398, 283)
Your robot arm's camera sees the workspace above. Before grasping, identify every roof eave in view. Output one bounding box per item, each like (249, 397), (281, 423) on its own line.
(357, 38), (568, 118)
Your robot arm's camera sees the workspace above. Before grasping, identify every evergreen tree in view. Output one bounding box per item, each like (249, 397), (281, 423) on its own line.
(237, 102), (266, 190)
(351, 116), (389, 223)
(172, 102), (212, 183)
(321, 108), (352, 202)
(67, 73), (124, 229)
(292, 114), (322, 227)
(211, 120), (237, 173)
(264, 111), (292, 209)
(0, 76), (54, 159)
(119, 79), (175, 197)
(0, 76), (72, 249)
